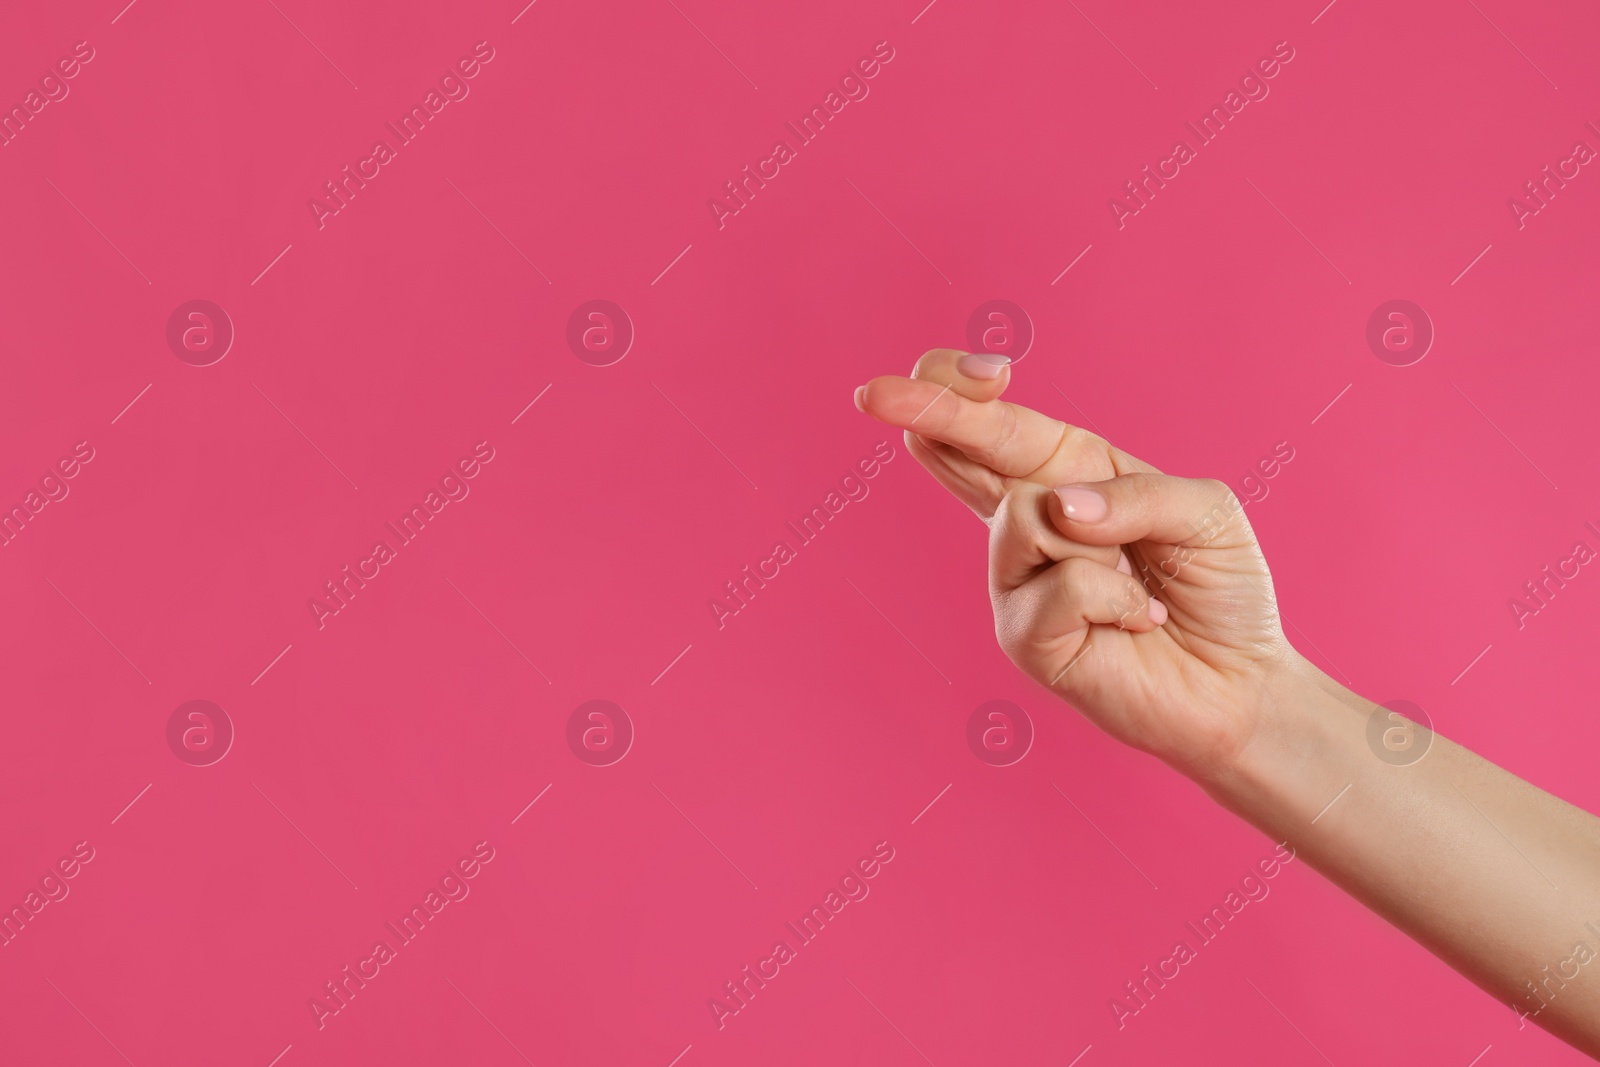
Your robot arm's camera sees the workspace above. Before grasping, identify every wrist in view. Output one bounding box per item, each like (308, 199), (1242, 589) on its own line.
(1190, 652), (1369, 823)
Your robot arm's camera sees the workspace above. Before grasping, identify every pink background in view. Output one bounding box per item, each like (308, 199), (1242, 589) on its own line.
(3, 0), (1598, 1063)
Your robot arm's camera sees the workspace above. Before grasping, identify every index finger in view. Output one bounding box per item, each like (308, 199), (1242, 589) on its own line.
(856, 374), (1064, 476)
(858, 373), (1153, 480)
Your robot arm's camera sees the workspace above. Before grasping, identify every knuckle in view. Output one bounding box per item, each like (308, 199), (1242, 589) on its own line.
(993, 585), (1044, 658)
(993, 604), (1029, 660)
(1126, 470), (1161, 496)
(1064, 422), (1105, 450)
(992, 483), (1029, 527)
(992, 483), (1043, 531)
(1200, 477), (1236, 506)
(1108, 574), (1147, 623)
(1055, 554), (1095, 590)
(1195, 478), (1244, 536)
(973, 402), (1020, 467)
(910, 348), (951, 379)
(990, 483), (1042, 548)
(931, 390), (963, 433)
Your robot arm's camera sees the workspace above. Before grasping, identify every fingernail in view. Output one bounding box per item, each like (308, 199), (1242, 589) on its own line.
(1148, 598), (1169, 626)
(1055, 485), (1107, 522)
(1116, 551), (1133, 576)
(957, 353), (1011, 380)
(853, 385), (867, 412)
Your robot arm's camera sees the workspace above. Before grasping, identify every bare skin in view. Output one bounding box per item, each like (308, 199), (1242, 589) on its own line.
(855, 350), (1600, 1057)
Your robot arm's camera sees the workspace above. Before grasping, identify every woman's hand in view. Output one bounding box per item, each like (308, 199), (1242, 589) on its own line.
(855, 349), (1297, 781)
(858, 350), (1600, 1058)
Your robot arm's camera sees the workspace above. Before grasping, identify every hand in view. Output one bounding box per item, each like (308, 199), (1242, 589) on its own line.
(859, 351), (1600, 1060)
(855, 350), (1299, 780)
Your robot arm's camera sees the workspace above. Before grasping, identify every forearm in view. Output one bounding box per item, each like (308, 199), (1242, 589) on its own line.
(1199, 655), (1600, 1054)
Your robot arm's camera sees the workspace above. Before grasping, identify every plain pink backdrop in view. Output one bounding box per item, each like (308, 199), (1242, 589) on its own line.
(2, 0), (1598, 1063)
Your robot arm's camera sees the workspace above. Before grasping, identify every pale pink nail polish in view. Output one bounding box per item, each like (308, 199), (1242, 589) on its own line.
(1148, 598), (1168, 625)
(1116, 551), (1132, 576)
(1055, 485), (1107, 522)
(957, 353), (1010, 380)
(853, 385), (866, 412)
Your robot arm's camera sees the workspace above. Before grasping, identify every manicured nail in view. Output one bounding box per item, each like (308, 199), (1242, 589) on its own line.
(1116, 551), (1133, 576)
(1055, 485), (1107, 522)
(1148, 598), (1169, 626)
(853, 385), (867, 412)
(957, 353), (1011, 380)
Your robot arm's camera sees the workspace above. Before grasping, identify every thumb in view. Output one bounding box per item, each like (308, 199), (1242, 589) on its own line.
(1048, 472), (1250, 549)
